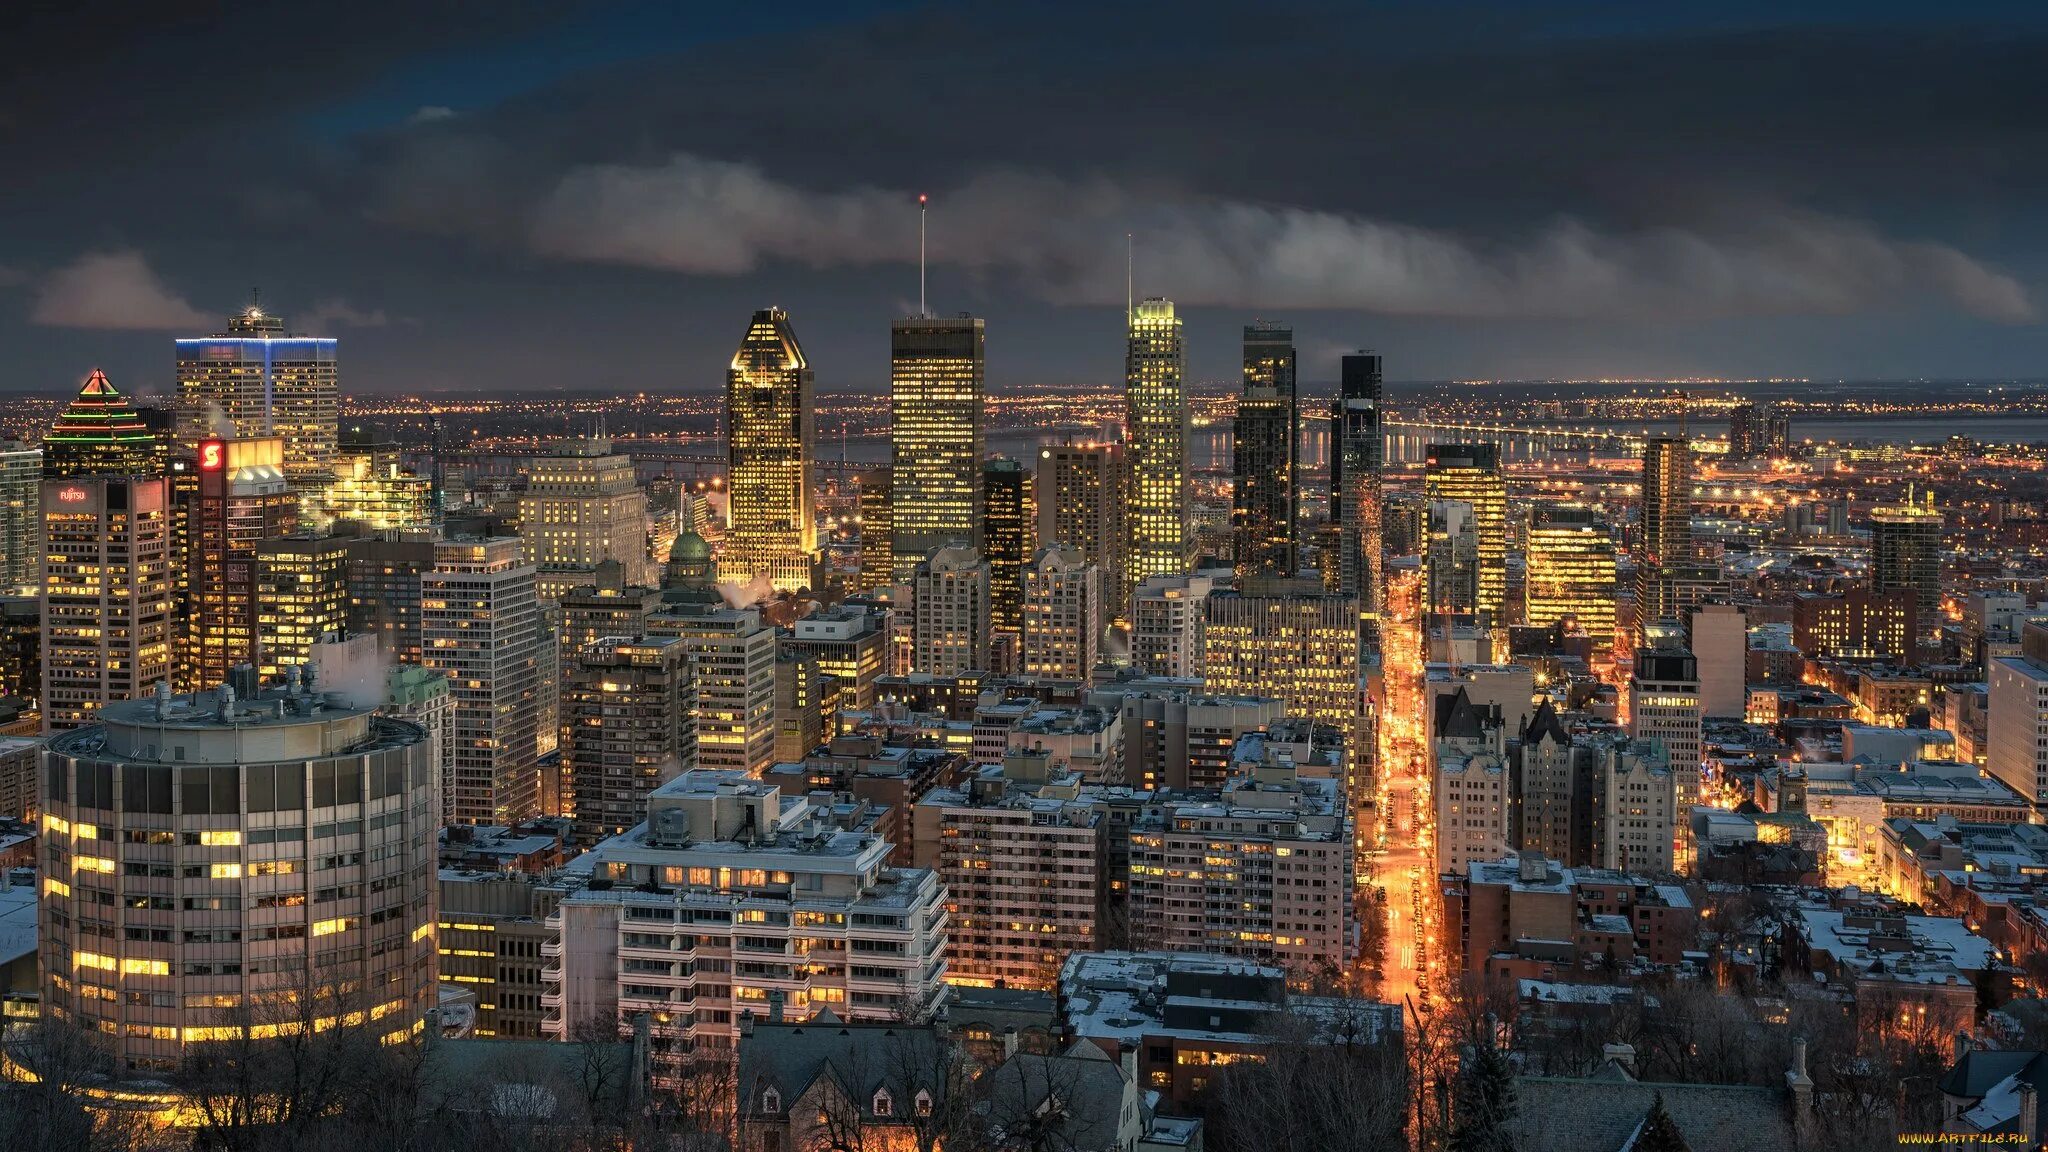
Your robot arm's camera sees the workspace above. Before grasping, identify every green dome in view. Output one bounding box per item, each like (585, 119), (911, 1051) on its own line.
(670, 531), (711, 563)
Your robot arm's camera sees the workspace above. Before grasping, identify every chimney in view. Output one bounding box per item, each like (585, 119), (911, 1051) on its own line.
(628, 1012), (651, 1110)
(1786, 1036), (1814, 1144)
(1117, 1041), (1137, 1086)
(1602, 1043), (1636, 1074)
(2022, 1082), (2041, 1148)
(1953, 1029), (1973, 1066)
(739, 1009), (755, 1038)
(1001, 1026), (1020, 1060)
(768, 989), (785, 1024)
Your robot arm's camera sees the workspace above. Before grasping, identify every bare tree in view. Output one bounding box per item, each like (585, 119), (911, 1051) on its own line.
(0, 1016), (153, 1152)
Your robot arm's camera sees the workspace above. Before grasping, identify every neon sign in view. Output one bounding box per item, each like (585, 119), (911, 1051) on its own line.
(199, 440), (225, 471)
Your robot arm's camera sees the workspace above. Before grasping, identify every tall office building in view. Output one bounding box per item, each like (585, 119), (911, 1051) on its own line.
(317, 423), (430, 532)
(1990, 621), (2048, 809)
(911, 545), (991, 677)
(422, 538), (543, 825)
(564, 636), (696, 842)
(41, 475), (174, 731)
(42, 370), (158, 479)
(1424, 501), (1482, 619)
(252, 535), (349, 678)
(1204, 587), (1361, 733)
(557, 564), (663, 670)
(1130, 572), (1219, 679)
(39, 685), (437, 1072)
(1870, 489), (1944, 617)
(1629, 644), (1702, 861)
(186, 433), (297, 690)
(1727, 403), (1767, 459)
(0, 443), (41, 592)
(1126, 298), (1189, 589)
(783, 605), (888, 713)
(343, 533), (437, 663)
(519, 433), (654, 600)
(855, 467), (894, 594)
(1424, 445), (1506, 629)
(1022, 546), (1103, 680)
(1635, 436), (1692, 629)
(1333, 352), (1385, 615)
(1035, 441), (1125, 610)
(982, 458), (1032, 643)
(723, 307), (821, 592)
(176, 304), (339, 478)
(1234, 323), (1297, 578)
(647, 604), (779, 775)
(1524, 503), (1618, 644)
(890, 314), (986, 579)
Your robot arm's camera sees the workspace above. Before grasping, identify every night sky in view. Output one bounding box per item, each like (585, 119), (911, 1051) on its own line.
(4, 0), (2046, 396)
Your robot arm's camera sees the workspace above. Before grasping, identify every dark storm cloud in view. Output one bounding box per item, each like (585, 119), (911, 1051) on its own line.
(341, 4), (2048, 330)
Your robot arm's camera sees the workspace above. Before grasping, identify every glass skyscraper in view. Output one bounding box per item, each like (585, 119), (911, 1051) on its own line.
(1233, 323), (1297, 579)
(175, 305), (338, 479)
(1125, 298), (1189, 591)
(890, 314), (986, 579)
(724, 307), (820, 592)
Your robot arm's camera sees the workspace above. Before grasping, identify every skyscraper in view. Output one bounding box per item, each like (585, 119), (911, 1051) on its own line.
(724, 307), (820, 592)
(982, 458), (1032, 646)
(890, 314), (985, 579)
(1022, 546), (1103, 680)
(518, 432), (654, 601)
(1635, 436), (1692, 629)
(646, 604), (779, 775)
(175, 304), (339, 478)
(1126, 297), (1189, 591)
(1423, 500), (1482, 618)
(564, 635), (696, 842)
(1524, 503), (1618, 645)
(186, 433), (297, 689)
(38, 684), (438, 1067)
(0, 442), (41, 593)
(856, 466), (894, 594)
(1233, 323), (1297, 578)
(1333, 352), (1384, 615)
(253, 535), (350, 678)
(1423, 445), (1506, 629)
(422, 537), (542, 825)
(40, 475), (174, 731)
(1204, 586), (1361, 735)
(1870, 489), (1944, 617)
(1035, 441), (1125, 611)
(42, 370), (158, 479)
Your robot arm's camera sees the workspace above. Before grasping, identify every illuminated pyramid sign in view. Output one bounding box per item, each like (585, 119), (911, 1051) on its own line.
(41, 370), (158, 479)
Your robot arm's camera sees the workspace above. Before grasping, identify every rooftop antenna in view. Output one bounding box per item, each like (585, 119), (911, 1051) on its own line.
(918, 193), (928, 318)
(1126, 233), (1134, 325)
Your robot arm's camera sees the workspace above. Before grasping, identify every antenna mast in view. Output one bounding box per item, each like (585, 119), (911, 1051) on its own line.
(918, 193), (928, 318)
(1126, 233), (1134, 324)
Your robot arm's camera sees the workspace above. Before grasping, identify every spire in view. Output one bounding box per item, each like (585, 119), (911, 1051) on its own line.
(918, 193), (929, 318)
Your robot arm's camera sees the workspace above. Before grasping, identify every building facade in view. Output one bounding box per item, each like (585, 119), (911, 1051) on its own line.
(649, 604), (780, 775)
(1125, 298), (1189, 591)
(890, 315), (986, 579)
(724, 307), (821, 592)
(422, 538), (543, 825)
(1036, 441), (1125, 615)
(565, 636), (697, 843)
(911, 546), (991, 677)
(1424, 445), (1507, 630)
(519, 434), (653, 599)
(1524, 503), (1617, 645)
(41, 475), (174, 731)
(1333, 352), (1384, 615)
(1233, 323), (1297, 579)
(0, 442), (41, 593)
(1022, 547), (1102, 680)
(175, 306), (339, 478)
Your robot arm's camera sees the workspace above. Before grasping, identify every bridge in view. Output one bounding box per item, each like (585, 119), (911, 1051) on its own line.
(1382, 418), (1649, 455)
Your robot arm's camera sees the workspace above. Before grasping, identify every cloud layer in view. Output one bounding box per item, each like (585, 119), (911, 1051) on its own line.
(506, 153), (2034, 323)
(31, 251), (212, 330)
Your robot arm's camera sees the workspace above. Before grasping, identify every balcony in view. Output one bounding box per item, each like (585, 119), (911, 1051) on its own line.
(540, 938), (563, 959)
(540, 965), (562, 983)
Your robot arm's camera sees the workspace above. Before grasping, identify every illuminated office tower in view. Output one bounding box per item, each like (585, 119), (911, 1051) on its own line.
(647, 603), (778, 775)
(558, 562), (663, 670)
(1332, 352), (1384, 615)
(784, 604), (888, 713)
(38, 683), (437, 1071)
(983, 458), (1033, 643)
(1629, 643), (1702, 863)
(1524, 503), (1618, 644)
(1423, 501), (1481, 618)
(175, 304), (338, 478)
(253, 535), (349, 678)
(723, 307), (821, 591)
(0, 442), (40, 592)
(519, 432), (654, 601)
(1423, 445), (1506, 628)
(890, 314), (986, 579)
(40, 475), (174, 731)
(1233, 323), (1297, 579)
(187, 434), (297, 689)
(1022, 546), (1102, 680)
(422, 537), (542, 825)
(1635, 436), (1692, 629)
(1125, 297), (1189, 590)
(1203, 586), (1361, 732)
(343, 533), (437, 663)
(317, 423), (430, 532)
(1870, 489), (1944, 617)
(856, 467), (894, 594)
(911, 545), (991, 676)
(42, 370), (158, 479)
(1035, 441), (1125, 609)
(564, 636), (696, 842)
